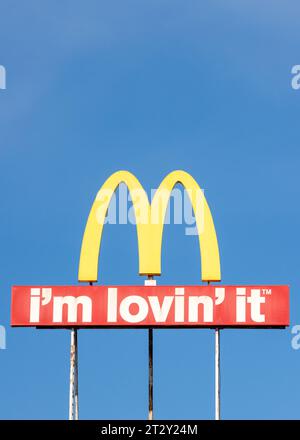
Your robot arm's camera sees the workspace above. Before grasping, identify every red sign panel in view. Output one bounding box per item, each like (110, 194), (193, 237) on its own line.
(11, 285), (289, 328)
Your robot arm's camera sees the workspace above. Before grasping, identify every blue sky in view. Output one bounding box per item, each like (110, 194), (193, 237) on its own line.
(0, 0), (300, 419)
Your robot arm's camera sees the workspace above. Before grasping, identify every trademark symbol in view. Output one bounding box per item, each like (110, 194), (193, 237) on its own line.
(261, 288), (272, 295)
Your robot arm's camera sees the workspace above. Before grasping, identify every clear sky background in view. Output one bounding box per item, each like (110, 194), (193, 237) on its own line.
(0, 1), (300, 420)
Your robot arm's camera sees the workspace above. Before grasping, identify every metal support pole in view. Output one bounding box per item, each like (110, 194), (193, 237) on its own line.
(215, 327), (220, 420)
(148, 327), (153, 421)
(74, 329), (79, 420)
(69, 328), (79, 420)
(145, 276), (156, 420)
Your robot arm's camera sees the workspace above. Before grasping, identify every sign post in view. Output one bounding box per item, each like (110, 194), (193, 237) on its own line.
(148, 327), (153, 421)
(145, 277), (156, 420)
(69, 327), (79, 420)
(215, 328), (220, 420)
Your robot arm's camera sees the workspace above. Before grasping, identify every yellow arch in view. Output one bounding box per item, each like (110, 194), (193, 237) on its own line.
(78, 170), (221, 282)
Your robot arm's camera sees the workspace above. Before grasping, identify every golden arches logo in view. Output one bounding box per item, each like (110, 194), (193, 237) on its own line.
(78, 170), (221, 282)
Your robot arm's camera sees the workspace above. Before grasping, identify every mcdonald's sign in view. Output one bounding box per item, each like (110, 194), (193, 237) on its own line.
(11, 170), (289, 328)
(78, 170), (220, 282)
